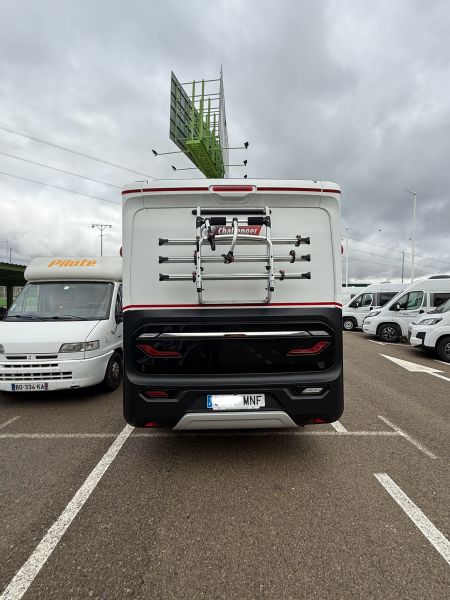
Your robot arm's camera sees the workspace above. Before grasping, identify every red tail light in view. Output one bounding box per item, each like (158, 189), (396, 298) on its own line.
(137, 344), (181, 358)
(287, 341), (329, 356)
(144, 421), (161, 428)
(307, 417), (327, 424)
(144, 390), (169, 398)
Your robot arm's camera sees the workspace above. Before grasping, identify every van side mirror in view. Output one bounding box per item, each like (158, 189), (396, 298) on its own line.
(394, 304), (401, 311)
(115, 312), (123, 324)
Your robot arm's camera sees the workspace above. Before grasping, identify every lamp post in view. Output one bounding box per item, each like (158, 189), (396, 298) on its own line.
(342, 227), (351, 287)
(91, 224), (111, 256)
(405, 189), (417, 283)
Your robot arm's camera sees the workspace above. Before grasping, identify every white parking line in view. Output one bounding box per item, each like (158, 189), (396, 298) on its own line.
(375, 473), (450, 567)
(0, 424), (133, 600)
(0, 417), (20, 431)
(378, 415), (437, 459)
(0, 430), (401, 439)
(330, 420), (348, 433)
(435, 360), (450, 367)
(368, 340), (386, 346)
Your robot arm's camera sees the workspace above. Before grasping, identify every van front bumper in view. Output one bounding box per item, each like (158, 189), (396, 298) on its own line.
(0, 352), (113, 392)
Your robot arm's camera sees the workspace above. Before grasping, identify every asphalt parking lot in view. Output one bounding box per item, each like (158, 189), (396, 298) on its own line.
(1, 332), (449, 599)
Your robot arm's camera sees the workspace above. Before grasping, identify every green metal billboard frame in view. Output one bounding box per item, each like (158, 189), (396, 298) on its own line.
(170, 71), (228, 178)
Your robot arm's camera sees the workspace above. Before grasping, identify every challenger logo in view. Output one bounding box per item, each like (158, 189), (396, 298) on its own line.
(212, 225), (262, 235)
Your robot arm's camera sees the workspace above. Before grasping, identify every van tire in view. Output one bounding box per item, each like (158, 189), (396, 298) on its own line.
(436, 336), (450, 363)
(102, 352), (122, 391)
(343, 318), (356, 331)
(377, 323), (401, 343)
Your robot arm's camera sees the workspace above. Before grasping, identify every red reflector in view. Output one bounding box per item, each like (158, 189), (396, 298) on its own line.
(137, 344), (181, 358)
(144, 391), (169, 398)
(144, 421), (160, 428)
(211, 185), (254, 192)
(287, 341), (329, 356)
(307, 418), (327, 424)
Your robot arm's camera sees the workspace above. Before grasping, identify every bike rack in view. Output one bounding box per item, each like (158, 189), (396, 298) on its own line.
(158, 206), (311, 304)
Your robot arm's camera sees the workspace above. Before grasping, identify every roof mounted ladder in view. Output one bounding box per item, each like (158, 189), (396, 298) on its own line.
(158, 206), (311, 304)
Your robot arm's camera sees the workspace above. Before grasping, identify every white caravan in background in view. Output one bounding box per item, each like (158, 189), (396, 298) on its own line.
(408, 297), (450, 361)
(0, 257), (123, 393)
(362, 276), (450, 342)
(342, 282), (408, 331)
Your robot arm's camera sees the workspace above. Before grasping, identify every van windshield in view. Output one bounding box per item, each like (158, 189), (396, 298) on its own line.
(5, 282), (113, 321)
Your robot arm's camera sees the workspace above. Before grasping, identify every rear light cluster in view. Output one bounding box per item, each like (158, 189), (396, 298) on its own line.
(287, 341), (329, 356)
(137, 344), (181, 358)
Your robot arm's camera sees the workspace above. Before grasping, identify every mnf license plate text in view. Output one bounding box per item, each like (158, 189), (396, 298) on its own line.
(207, 394), (265, 411)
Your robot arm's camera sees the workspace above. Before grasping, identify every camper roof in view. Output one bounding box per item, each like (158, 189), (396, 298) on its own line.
(25, 257), (122, 282)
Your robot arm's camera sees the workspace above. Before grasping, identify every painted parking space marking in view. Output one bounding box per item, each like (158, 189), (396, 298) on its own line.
(1, 430), (400, 439)
(378, 415), (437, 459)
(375, 473), (450, 567)
(381, 354), (450, 383)
(330, 420), (348, 432)
(368, 340), (386, 345)
(0, 424), (133, 600)
(0, 417), (20, 431)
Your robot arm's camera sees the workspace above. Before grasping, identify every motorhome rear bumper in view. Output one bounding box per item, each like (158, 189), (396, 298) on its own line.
(123, 306), (343, 428)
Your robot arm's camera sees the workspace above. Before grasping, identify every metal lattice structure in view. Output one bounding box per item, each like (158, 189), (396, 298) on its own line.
(170, 69), (228, 178)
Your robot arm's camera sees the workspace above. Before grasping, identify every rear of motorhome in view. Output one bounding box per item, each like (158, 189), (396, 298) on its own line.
(0, 257), (123, 392)
(122, 179), (343, 430)
(363, 276), (450, 342)
(342, 282), (408, 331)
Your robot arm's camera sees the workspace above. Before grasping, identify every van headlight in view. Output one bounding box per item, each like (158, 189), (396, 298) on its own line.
(0, 344), (4, 353)
(59, 341), (100, 353)
(420, 318), (442, 325)
(367, 310), (381, 318)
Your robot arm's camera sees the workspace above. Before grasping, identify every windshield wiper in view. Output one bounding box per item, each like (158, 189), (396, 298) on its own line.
(51, 315), (86, 321)
(7, 314), (45, 321)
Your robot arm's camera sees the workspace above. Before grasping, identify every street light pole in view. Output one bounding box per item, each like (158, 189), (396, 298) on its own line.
(343, 227), (351, 287)
(91, 224), (111, 256)
(405, 189), (417, 283)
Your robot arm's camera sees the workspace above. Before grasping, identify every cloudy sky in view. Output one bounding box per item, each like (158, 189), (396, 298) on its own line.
(1, 0), (449, 283)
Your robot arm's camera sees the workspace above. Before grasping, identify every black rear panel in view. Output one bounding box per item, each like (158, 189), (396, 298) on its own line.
(123, 307), (343, 427)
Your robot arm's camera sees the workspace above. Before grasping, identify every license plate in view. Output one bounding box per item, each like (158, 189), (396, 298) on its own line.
(11, 383), (49, 392)
(207, 394), (265, 411)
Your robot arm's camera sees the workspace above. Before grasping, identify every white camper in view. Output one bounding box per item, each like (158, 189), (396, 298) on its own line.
(362, 276), (450, 342)
(408, 298), (450, 361)
(0, 257), (123, 392)
(342, 282), (408, 331)
(122, 179), (343, 430)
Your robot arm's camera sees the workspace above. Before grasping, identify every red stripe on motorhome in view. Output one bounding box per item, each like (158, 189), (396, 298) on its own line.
(123, 302), (342, 311)
(121, 186), (341, 196)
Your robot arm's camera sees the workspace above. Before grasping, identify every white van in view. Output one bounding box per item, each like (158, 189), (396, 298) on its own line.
(362, 276), (450, 342)
(341, 285), (368, 305)
(0, 257), (123, 392)
(342, 282), (408, 331)
(408, 298), (450, 361)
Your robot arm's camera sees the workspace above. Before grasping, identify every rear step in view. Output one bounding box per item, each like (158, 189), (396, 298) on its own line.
(173, 411), (297, 430)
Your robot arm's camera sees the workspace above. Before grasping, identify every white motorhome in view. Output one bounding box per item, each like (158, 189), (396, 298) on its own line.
(122, 179), (343, 430)
(341, 286), (367, 305)
(362, 276), (450, 342)
(342, 282), (408, 331)
(408, 298), (450, 361)
(0, 257), (123, 392)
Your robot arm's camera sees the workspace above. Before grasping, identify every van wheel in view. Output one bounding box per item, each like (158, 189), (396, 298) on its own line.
(377, 324), (401, 343)
(436, 337), (450, 363)
(102, 352), (122, 391)
(343, 318), (356, 331)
